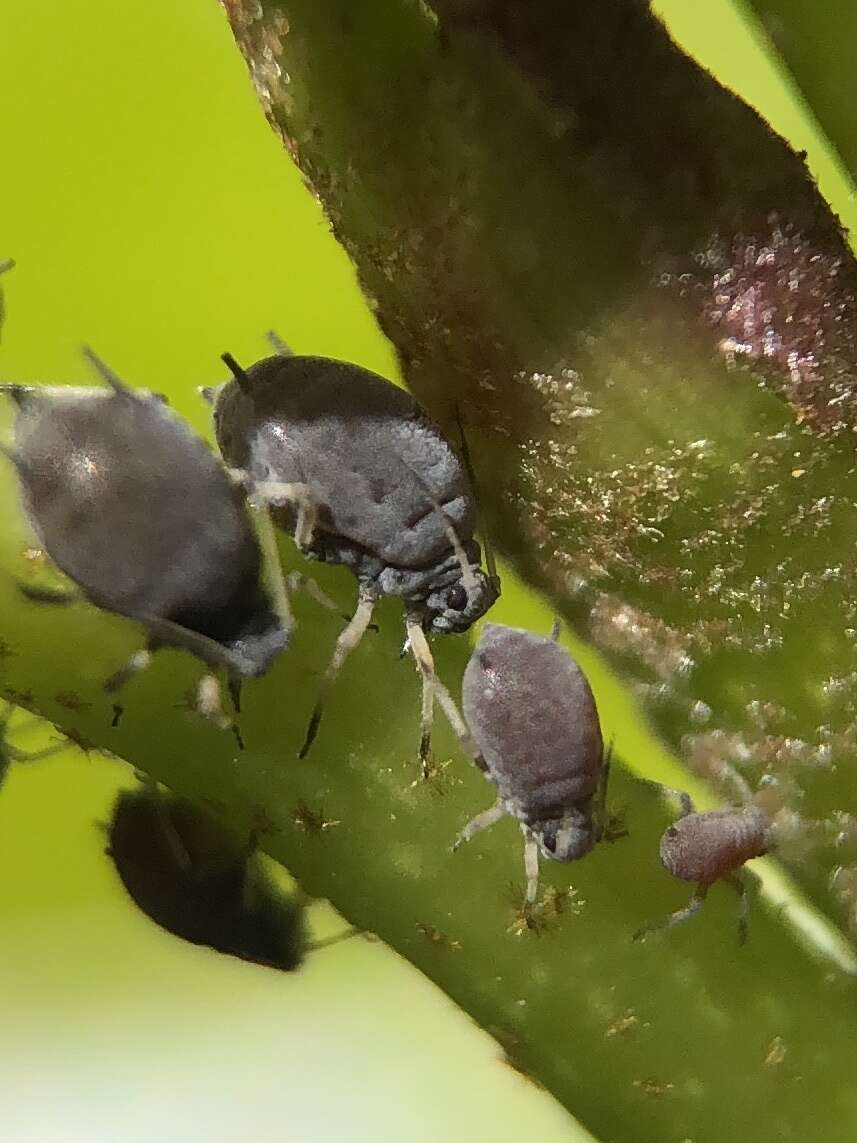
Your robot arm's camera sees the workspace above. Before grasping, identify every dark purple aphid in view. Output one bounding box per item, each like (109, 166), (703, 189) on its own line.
(204, 345), (499, 762)
(454, 622), (614, 905)
(634, 795), (770, 944)
(107, 784), (355, 971)
(1, 348), (291, 727)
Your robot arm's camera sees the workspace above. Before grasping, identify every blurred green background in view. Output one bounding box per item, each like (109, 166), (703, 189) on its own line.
(1, 1), (854, 1139)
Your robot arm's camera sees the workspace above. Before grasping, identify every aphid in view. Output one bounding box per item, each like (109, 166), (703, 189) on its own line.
(0, 348), (296, 727)
(453, 622), (616, 906)
(106, 784), (356, 970)
(633, 791), (770, 944)
(204, 344), (499, 763)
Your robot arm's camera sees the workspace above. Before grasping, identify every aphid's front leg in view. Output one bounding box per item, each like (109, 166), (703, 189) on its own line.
(452, 799), (505, 852)
(632, 884), (709, 942)
(406, 619), (486, 778)
(299, 590), (376, 759)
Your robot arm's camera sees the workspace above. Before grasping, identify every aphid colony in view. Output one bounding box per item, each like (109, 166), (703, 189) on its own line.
(0, 341), (769, 941)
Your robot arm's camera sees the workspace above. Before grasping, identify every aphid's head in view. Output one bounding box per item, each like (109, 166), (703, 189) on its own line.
(534, 809), (599, 864)
(425, 565), (500, 635)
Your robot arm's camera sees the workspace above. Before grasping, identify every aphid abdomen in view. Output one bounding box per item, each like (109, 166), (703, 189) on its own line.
(462, 624), (604, 819)
(659, 807), (769, 884)
(214, 354), (476, 572)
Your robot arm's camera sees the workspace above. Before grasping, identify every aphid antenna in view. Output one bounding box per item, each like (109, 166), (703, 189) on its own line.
(455, 404), (500, 591)
(265, 329), (293, 357)
(221, 351), (254, 395)
(81, 346), (133, 396)
(549, 616), (562, 642)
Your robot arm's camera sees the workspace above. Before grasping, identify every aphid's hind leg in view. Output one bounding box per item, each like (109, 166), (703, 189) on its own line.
(452, 799), (505, 853)
(724, 871), (752, 946)
(299, 591), (376, 759)
(632, 884), (709, 942)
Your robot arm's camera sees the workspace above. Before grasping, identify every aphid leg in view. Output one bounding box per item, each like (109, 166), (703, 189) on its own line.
(305, 927), (365, 954)
(632, 884), (709, 942)
(285, 572), (338, 616)
(104, 648), (154, 694)
(405, 618), (436, 776)
(724, 871), (752, 946)
(245, 496), (294, 633)
(81, 346), (133, 396)
(228, 674), (242, 714)
(452, 799), (505, 852)
(549, 617), (562, 642)
(594, 744), (628, 841)
(195, 673), (232, 732)
(406, 619), (487, 777)
(299, 591), (376, 759)
(523, 828), (541, 906)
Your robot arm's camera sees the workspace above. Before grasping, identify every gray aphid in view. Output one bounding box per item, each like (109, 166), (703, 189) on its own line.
(454, 622), (614, 905)
(205, 346), (499, 761)
(634, 796), (770, 944)
(0, 349), (291, 726)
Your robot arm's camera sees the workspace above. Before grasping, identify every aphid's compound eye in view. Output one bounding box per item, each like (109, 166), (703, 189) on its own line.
(540, 833), (557, 855)
(665, 826), (679, 840)
(446, 584), (467, 612)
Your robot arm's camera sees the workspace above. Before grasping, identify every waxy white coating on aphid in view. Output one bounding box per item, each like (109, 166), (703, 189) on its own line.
(461, 623), (606, 864)
(660, 806), (770, 884)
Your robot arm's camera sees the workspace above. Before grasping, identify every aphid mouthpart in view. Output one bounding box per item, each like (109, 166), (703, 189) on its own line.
(453, 623), (617, 905)
(1, 349), (294, 729)
(633, 791), (770, 944)
(206, 347), (500, 766)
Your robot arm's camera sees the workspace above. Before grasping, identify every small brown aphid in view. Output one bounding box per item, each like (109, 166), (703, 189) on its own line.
(635, 795), (770, 944)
